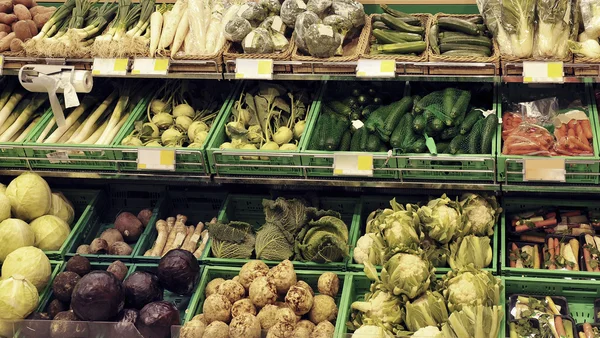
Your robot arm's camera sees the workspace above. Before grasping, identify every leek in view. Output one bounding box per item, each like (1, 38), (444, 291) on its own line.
(502, 0), (536, 57)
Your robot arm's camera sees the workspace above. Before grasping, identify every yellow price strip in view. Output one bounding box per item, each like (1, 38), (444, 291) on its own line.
(235, 59), (273, 79)
(132, 58), (169, 75)
(524, 158), (566, 182)
(356, 59), (395, 78)
(333, 152), (373, 176)
(0, 55), (4, 76)
(523, 61), (564, 83)
(137, 148), (176, 171)
(92, 58), (129, 76)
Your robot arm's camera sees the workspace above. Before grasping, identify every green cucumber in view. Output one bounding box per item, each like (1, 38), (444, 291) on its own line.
(459, 108), (481, 134)
(381, 14), (425, 34)
(439, 43), (491, 55)
(480, 113), (498, 154)
(437, 17), (480, 35)
(378, 41), (426, 54)
(373, 29), (423, 43)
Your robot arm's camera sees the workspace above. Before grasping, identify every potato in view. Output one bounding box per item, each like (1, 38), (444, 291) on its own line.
(10, 37), (22, 51)
(0, 23), (9, 33)
(0, 31), (15, 51)
(13, 0), (36, 9)
(29, 5), (53, 17)
(0, 31), (7, 39)
(33, 11), (49, 29)
(13, 4), (30, 20)
(12, 20), (30, 41)
(0, 1), (12, 13)
(24, 18), (35, 35)
(0, 13), (17, 25)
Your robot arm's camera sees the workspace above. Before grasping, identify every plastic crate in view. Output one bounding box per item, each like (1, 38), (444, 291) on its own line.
(497, 83), (600, 184)
(112, 82), (239, 174)
(132, 188), (227, 263)
(21, 100), (147, 171)
(339, 273), (506, 338)
(0, 141), (28, 169)
(43, 189), (102, 261)
(501, 197), (600, 278)
(64, 185), (165, 262)
(503, 276), (600, 337)
(205, 82), (323, 177)
(202, 194), (359, 271)
(347, 195), (499, 274)
(396, 82), (498, 183)
(36, 261), (63, 313)
(131, 264), (203, 324)
(184, 265), (350, 335)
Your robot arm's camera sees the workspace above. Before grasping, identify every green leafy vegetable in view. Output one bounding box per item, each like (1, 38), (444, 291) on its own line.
(255, 223), (294, 260)
(262, 197), (308, 243)
(448, 235), (493, 270)
(208, 221), (255, 259)
(295, 216), (349, 263)
(404, 291), (448, 332)
(441, 304), (503, 338)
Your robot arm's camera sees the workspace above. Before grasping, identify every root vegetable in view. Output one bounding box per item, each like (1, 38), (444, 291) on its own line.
(65, 255), (91, 277)
(203, 294), (232, 324)
(0, 31), (6, 39)
(13, 0), (36, 8)
(137, 209), (152, 227)
(9, 37), (22, 51)
(14, 4), (31, 20)
(295, 281), (314, 296)
(166, 216), (176, 233)
(312, 321), (335, 338)
(29, 6), (53, 17)
(76, 244), (91, 254)
(317, 272), (339, 297)
(109, 241), (133, 255)
(180, 320), (206, 338)
(257, 304), (279, 330)
(229, 313), (261, 338)
(239, 260), (269, 290)
(285, 284), (313, 316)
(149, 220), (168, 256)
(161, 218), (187, 256)
(206, 278), (225, 297)
(204, 321), (229, 338)
(180, 225), (195, 252)
(33, 11), (51, 29)
(0, 13), (16, 25)
(267, 259), (297, 295)
(106, 260), (128, 281)
(193, 230), (209, 258)
(100, 228), (124, 247)
(308, 295), (337, 324)
(0, 31), (13, 51)
(232, 299), (257, 317)
(297, 320), (315, 332)
(216, 280), (245, 304)
(48, 299), (67, 319)
(182, 222), (203, 252)
(24, 19), (36, 35)
(90, 238), (109, 254)
(276, 307), (298, 325)
(249, 276), (277, 308)
(115, 212), (143, 243)
(0, 1), (12, 13)
(52, 271), (81, 302)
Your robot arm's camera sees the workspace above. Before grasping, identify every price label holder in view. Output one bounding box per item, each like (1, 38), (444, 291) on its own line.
(137, 148), (176, 171)
(524, 158), (566, 182)
(132, 58), (170, 75)
(92, 58), (129, 76)
(523, 61), (564, 83)
(0, 55), (4, 76)
(356, 59), (395, 78)
(235, 59), (273, 79)
(333, 152), (373, 177)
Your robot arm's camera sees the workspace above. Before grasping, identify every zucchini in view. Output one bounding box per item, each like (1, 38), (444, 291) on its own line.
(448, 134), (466, 154)
(437, 17), (480, 36)
(466, 16), (484, 24)
(440, 126), (459, 140)
(480, 113), (498, 154)
(430, 117), (445, 132)
(326, 100), (353, 118)
(366, 133), (381, 152)
(360, 128), (370, 151)
(438, 31), (477, 39)
(411, 95), (421, 114)
(361, 105), (380, 118)
(436, 141), (450, 153)
(429, 24), (440, 54)
(409, 137), (427, 153)
(315, 113), (330, 150)
(460, 108), (482, 134)
(439, 43), (491, 55)
(380, 4), (421, 25)
(381, 14), (425, 35)
(373, 29), (423, 43)
(383, 96), (413, 136)
(324, 115), (350, 150)
(412, 115), (426, 133)
(442, 88), (458, 116)
(415, 91), (443, 113)
(467, 119), (484, 154)
(442, 50), (490, 57)
(350, 128), (364, 151)
(391, 113), (412, 149)
(378, 41), (426, 54)
(439, 35), (492, 47)
(378, 144), (388, 152)
(365, 104), (392, 132)
(339, 129), (352, 151)
(450, 90), (471, 119)
(372, 21), (390, 30)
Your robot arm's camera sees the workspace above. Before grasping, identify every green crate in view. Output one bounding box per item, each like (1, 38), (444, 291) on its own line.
(64, 185), (165, 263)
(339, 273), (506, 338)
(396, 83), (498, 183)
(131, 264), (203, 324)
(202, 194), (358, 271)
(300, 100), (399, 179)
(112, 82), (239, 174)
(0, 141), (28, 169)
(497, 83), (600, 184)
(501, 197), (600, 278)
(43, 189), (102, 261)
(132, 188), (227, 263)
(205, 82), (324, 177)
(503, 276), (600, 337)
(21, 100), (147, 171)
(184, 265), (350, 335)
(36, 261), (63, 313)
(347, 195), (499, 274)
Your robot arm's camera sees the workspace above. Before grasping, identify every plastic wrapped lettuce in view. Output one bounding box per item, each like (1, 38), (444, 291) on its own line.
(225, 17), (253, 42)
(294, 11), (321, 53)
(237, 2), (268, 26)
(281, 0), (308, 28)
(307, 0), (332, 16)
(323, 14), (352, 54)
(260, 16), (287, 34)
(304, 24), (342, 58)
(242, 28), (276, 54)
(331, 0), (365, 28)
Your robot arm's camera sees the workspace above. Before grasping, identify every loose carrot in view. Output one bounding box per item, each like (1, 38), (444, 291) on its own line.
(584, 247), (594, 272)
(520, 234), (546, 243)
(583, 322), (594, 338)
(515, 218), (558, 233)
(548, 238), (556, 270)
(555, 316), (566, 337)
(581, 119), (593, 139)
(510, 243), (519, 268)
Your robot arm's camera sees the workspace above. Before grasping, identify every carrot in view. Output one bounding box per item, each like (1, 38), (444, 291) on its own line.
(545, 212), (557, 219)
(581, 119), (594, 139)
(555, 316), (566, 337)
(555, 126), (566, 139)
(570, 136), (593, 152)
(548, 238), (556, 270)
(510, 243), (519, 267)
(584, 247), (594, 272)
(562, 210), (582, 217)
(515, 218), (557, 232)
(520, 235), (546, 243)
(568, 119), (579, 129)
(568, 128), (577, 138)
(570, 238), (580, 271)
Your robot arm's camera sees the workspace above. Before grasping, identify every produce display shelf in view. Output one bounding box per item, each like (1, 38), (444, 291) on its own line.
(36, 261), (63, 314)
(184, 265), (351, 336)
(64, 185), (166, 263)
(202, 194), (358, 271)
(346, 195), (499, 274)
(132, 188), (227, 264)
(501, 197), (600, 278)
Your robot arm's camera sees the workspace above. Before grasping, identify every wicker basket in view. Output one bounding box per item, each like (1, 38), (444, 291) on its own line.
(291, 19), (371, 74)
(223, 39), (295, 73)
(360, 13), (430, 75)
(572, 55), (600, 76)
(170, 42), (227, 73)
(428, 13), (500, 75)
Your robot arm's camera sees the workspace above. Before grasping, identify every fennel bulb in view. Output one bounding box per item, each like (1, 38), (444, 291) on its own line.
(569, 39), (600, 57)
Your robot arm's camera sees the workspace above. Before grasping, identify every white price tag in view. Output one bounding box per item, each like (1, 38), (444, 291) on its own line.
(132, 58), (169, 75)
(524, 158), (566, 182)
(0, 55), (4, 76)
(137, 148), (175, 171)
(356, 59), (395, 78)
(92, 58), (129, 76)
(333, 152), (373, 176)
(235, 59), (273, 79)
(46, 151), (70, 164)
(523, 61), (564, 83)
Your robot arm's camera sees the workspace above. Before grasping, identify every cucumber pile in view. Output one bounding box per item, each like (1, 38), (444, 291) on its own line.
(369, 5), (426, 55)
(429, 15), (494, 57)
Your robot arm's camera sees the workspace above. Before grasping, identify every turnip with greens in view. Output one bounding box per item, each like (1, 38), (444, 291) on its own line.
(239, 260), (269, 290)
(173, 104), (194, 118)
(115, 212), (143, 243)
(257, 304), (279, 330)
(308, 295), (337, 324)
(216, 280), (246, 304)
(232, 298), (257, 317)
(229, 313), (261, 338)
(203, 294), (232, 324)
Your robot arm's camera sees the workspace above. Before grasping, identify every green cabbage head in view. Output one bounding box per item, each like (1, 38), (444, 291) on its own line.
(5, 172), (52, 222)
(459, 193), (501, 236)
(404, 291), (449, 332)
(0, 275), (39, 319)
(380, 252), (433, 299)
(417, 194), (462, 244)
(1, 246), (51, 291)
(448, 235), (493, 270)
(442, 266), (502, 312)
